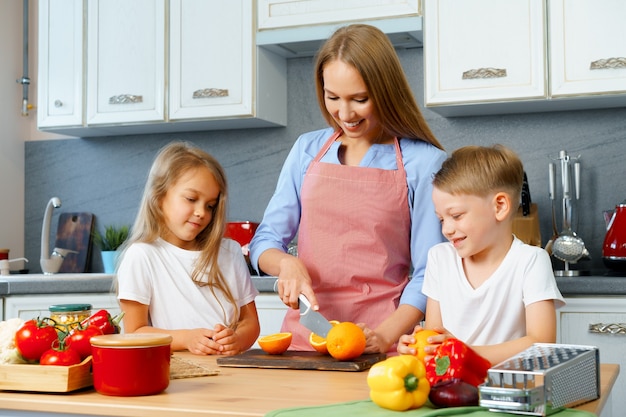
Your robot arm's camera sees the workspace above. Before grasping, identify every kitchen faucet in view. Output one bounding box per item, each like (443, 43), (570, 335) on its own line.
(40, 197), (76, 274)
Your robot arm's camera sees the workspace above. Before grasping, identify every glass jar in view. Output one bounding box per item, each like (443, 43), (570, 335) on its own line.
(49, 303), (92, 332)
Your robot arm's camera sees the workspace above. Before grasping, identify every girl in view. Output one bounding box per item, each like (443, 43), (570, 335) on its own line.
(117, 141), (260, 356)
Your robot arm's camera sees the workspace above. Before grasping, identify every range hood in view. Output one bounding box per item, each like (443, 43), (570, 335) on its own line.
(257, 16), (423, 58)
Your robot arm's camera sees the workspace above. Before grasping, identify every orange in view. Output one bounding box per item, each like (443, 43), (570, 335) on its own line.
(408, 329), (440, 362)
(258, 332), (292, 355)
(326, 322), (366, 361)
(309, 320), (340, 354)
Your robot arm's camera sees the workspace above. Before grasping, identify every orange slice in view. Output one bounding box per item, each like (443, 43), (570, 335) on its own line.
(258, 332), (292, 355)
(309, 320), (339, 354)
(326, 322), (366, 361)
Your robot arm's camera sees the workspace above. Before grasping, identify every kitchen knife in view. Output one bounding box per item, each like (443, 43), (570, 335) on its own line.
(521, 171), (531, 216)
(298, 294), (333, 338)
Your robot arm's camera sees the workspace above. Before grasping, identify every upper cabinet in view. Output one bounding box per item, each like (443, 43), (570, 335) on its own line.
(423, 0), (626, 117)
(37, 0), (287, 137)
(257, 0), (423, 58)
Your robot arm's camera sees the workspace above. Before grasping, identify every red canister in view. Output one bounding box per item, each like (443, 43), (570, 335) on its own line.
(90, 334), (172, 396)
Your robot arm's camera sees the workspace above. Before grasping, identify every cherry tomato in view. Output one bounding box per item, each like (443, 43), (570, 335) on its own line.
(14, 318), (59, 362)
(66, 325), (103, 360)
(40, 342), (82, 366)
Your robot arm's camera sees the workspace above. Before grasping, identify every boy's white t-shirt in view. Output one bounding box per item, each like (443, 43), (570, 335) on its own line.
(422, 237), (565, 346)
(117, 238), (258, 329)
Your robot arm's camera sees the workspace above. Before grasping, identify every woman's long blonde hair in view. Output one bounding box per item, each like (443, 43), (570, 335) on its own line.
(119, 141), (239, 327)
(314, 24), (444, 150)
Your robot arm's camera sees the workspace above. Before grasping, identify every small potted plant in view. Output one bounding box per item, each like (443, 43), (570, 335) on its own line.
(93, 225), (130, 274)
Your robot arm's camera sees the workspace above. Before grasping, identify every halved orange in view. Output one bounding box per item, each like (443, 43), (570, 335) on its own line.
(258, 332), (292, 355)
(326, 322), (366, 361)
(309, 320), (340, 354)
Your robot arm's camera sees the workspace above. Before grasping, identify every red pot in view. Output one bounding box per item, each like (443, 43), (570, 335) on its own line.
(90, 334), (172, 396)
(225, 221), (259, 247)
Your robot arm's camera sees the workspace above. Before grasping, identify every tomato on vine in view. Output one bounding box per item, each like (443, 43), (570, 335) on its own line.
(66, 324), (103, 360)
(40, 339), (82, 366)
(14, 318), (59, 362)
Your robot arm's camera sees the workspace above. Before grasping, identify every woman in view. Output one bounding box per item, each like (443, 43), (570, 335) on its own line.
(250, 24), (446, 353)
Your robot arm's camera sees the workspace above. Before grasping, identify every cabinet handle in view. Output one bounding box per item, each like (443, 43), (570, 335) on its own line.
(109, 94), (143, 105)
(590, 57), (626, 70)
(588, 323), (626, 334)
(54, 100), (63, 108)
(193, 88), (229, 99)
(462, 68), (507, 80)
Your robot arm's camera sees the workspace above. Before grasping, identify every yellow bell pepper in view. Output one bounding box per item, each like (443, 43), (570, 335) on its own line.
(367, 355), (430, 411)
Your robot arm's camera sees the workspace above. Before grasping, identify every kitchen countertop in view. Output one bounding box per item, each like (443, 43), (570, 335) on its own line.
(1, 273), (625, 296)
(0, 352), (619, 417)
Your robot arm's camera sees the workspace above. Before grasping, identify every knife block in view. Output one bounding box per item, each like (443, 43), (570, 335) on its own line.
(513, 203), (542, 247)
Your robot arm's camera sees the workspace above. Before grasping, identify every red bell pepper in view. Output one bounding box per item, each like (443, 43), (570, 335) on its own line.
(425, 338), (492, 388)
(80, 309), (124, 335)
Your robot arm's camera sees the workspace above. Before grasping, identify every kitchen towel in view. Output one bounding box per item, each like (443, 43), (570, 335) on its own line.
(265, 400), (596, 417)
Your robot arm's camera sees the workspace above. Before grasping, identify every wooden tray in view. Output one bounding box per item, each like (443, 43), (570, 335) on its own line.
(0, 356), (93, 392)
(216, 349), (386, 372)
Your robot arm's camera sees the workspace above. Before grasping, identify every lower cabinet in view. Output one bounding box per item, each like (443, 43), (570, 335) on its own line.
(557, 297), (626, 417)
(254, 294), (288, 348)
(2, 293), (120, 322)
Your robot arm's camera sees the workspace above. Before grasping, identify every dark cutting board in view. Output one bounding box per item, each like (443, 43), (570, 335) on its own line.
(216, 349), (386, 372)
(53, 212), (94, 273)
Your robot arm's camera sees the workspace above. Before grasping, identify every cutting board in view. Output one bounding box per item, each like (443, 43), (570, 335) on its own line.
(53, 212), (94, 273)
(216, 349), (386, 372)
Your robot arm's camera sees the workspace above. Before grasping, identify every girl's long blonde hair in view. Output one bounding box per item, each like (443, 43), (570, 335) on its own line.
(314, 24), (444, 150)
(119, 141), (239, 327)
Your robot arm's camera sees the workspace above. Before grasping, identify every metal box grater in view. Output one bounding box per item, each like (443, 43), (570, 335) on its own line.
(479, 343), (599, 416)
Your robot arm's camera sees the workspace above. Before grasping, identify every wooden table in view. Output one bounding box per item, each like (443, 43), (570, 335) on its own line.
(0, 352), (619, 417)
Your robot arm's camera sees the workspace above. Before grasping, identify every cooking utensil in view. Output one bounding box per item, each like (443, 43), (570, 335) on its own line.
(90, 333), (172, 396)
(545, 163), (558, 255)
(216, 349), (385, 372)
(521, 172), (531, 216)
(299, 294), (333, 337)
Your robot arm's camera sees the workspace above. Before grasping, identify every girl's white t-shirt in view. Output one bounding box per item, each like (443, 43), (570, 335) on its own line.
(422, 237), (565, 346)
(117, 238), (258, 329)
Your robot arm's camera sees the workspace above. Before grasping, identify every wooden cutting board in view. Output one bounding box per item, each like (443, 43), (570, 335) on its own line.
(216, 349), (386, 372)
(53, 212), (94, 273)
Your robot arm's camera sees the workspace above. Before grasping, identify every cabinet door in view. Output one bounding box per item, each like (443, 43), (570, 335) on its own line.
(169, 0), (253, 120)
(4, 293), (120, 321)
(258, 0), (420, 30)
(558, 298), (626, 417)
(86, 0), (165, 125)
(549, 0), (626, 97)
(37, 0), (83, 128)
(424, 0), (546, 106)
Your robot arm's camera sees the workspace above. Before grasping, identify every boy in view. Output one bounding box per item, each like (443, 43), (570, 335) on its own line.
(397, 145), (564, 365)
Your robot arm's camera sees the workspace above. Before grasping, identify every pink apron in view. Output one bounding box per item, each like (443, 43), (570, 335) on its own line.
(282, 131), (412, 350)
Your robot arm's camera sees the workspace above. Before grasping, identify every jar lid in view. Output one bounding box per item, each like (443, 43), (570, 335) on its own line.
(49, 303), (93, 312)
(90, 333), (173, 347)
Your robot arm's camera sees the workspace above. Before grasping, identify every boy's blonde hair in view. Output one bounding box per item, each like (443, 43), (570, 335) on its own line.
(119, 141), (239, 327)
(314, 24), (444, 150)
(433, 144), (523, 201)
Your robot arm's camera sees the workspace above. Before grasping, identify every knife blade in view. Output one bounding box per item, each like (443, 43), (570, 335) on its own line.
(521, 171), (531, 216)
(298, 294), (333, 338)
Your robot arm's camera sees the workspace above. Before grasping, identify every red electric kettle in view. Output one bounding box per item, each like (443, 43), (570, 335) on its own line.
(603, 199), (626, 270)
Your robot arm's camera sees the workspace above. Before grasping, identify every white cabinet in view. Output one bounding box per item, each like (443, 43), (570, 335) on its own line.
(2, 293), (120, 321)
(253, 294), (287, 348)
(549, 0), (626, 98)
(424, 0), (546, 107)
(258, 0), (420, 30)
(37, 0), (83, 128)
(36, 0), (287, 137)
(423, 0), (626, 117)
(86, 0), (166, 126)
(557, 297), (625, 417)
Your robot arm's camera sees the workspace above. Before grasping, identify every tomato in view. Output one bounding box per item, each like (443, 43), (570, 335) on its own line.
(40, 341), (82, 366)
(66, 325), (103, 360)
(14, 318), (60, 362)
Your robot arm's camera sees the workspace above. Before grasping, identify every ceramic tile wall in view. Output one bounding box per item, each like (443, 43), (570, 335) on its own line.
(25, 48), (626, 274)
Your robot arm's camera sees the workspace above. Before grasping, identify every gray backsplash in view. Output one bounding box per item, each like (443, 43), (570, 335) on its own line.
(26, 48), (626, 274)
